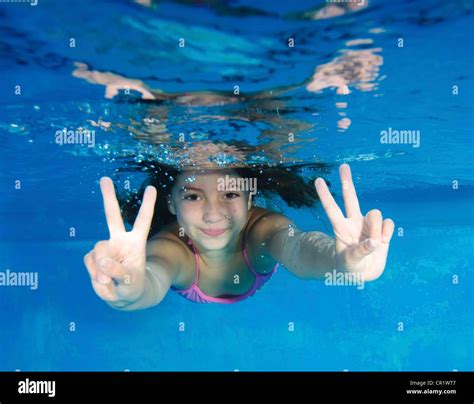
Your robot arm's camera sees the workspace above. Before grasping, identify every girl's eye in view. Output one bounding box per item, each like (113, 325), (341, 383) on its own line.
(183, 194), (201, 201)
(182, 193), (240, 201)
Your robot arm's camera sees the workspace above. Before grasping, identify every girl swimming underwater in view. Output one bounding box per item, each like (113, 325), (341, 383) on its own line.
(84, 162), (394, 309)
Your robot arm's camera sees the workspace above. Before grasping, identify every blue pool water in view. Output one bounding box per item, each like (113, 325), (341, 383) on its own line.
(0, 0), (473, 371)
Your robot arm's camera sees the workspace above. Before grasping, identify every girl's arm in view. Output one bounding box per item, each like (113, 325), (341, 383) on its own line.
(250, 164), (395, 282)
(249, 213), (336, 279)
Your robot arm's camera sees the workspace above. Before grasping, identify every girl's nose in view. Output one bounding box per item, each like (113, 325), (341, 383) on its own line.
(203, 201), (226, 224)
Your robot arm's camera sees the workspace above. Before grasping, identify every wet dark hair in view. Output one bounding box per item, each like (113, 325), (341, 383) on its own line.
(117, 160), (331, 239)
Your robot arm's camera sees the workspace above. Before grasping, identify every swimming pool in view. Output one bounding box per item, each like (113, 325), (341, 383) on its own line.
(0, 0), (473, 371)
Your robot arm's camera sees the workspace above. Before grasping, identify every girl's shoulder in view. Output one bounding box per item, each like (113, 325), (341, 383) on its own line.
(248, 205), (272, 218)
(245, 206), (275, 231)
(245, 206), (297, 273)
(147, 224), (195, 286)
(244, 206), (287, 274)
(245, 206), (289, 233)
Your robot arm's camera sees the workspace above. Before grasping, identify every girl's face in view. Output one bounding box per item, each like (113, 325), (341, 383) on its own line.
(167, 169), (252, 252)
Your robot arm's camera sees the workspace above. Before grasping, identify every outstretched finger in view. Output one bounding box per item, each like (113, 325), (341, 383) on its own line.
(315, 177), (345, 226)
(100, 177), (126, 237)
(339, 164), (362, 218)
(382, 218), (395, 244)
(366, 209), (383, 242)
(133, 185), (157, 239)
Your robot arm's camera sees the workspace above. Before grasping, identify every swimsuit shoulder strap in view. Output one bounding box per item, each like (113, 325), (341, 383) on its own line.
(242, 231), (263, 276)
(187, 238), (200, 285)
(242, 231), (278, 277)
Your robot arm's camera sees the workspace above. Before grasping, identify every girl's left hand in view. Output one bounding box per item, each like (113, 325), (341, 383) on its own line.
(315, 164), (395, 281)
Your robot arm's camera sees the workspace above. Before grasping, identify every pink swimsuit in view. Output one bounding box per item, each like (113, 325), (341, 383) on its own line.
(171, 237), (278, 304)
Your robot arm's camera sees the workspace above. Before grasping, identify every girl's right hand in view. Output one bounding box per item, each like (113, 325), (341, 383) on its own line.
(84, 177), (157, 305)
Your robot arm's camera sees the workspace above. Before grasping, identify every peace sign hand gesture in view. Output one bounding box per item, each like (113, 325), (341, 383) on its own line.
(315, 164), (395, 281)
(84, 178), (157, 304)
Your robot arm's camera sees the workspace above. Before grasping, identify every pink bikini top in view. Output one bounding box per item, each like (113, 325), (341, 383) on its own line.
(170, 236), (278, 304)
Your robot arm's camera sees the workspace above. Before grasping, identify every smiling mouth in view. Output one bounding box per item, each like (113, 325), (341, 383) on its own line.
(200, 228), (228, 237)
